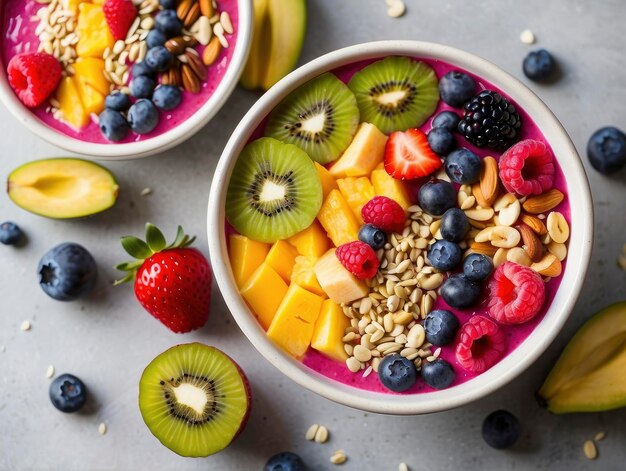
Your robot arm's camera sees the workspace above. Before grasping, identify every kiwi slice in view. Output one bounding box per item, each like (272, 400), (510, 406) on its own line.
(265, 72), (360, 164)
(139, 343), (251, 457)
(348, 56), (439, 134)
(226, 137), (322, 243)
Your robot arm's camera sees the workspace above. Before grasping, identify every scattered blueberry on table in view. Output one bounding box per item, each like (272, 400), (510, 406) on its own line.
(587, 126), (626, 174)
(0, 221), (23, 245)
(49, 373), (87, 413)
(38, 243), (98, 301)
(482, 410), (522, 449)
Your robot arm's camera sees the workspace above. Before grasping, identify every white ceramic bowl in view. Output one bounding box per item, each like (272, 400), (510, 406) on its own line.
(0, 0), (252, 160)
(207, 41), (593, 415)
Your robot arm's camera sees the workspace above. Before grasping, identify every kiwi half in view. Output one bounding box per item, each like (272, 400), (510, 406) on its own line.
(139, 343), (251, 457)
(348, 56), (439, 134)
(226, 137), (322, 243)
(265, 72), (360, 164)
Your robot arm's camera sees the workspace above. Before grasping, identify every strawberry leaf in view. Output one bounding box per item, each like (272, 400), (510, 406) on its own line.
(167, 226), (186, 249)
(145, 223), (166, 252)
(113, 272), (135, 286)
(121, 236), (152, 259)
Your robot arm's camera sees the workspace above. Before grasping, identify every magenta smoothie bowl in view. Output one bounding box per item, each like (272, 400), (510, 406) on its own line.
(208, 41), (592, 414)
(0, 0), (252, 159)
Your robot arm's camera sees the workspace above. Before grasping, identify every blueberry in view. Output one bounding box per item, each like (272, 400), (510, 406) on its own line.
(38, 243), (98, 301)
(155, 9), (182, 37)
(128, 99), (159, 135)
(152, 85), (183, 111)
(264, 452), (305, 471)
(98, 109), (130, 142)
(463, 253), (493, 282)
(445, 148), (482, 184)
(132, 60), (155, 77)
(49, 373), (87, 413)
(159, 0), (176, 8)
(130, 75), (156, 99)
(145, 45), (173, 72)
(427, 240), (462, 271)
(439, 71), (476, 108)
(482, 410), (522, 449)
(418, 179), (456, 216)
(427, 127), (456, 155)
(146, 28), (168, 49)
(378, 354), (417, 392)
(432, 111), (460, 132)
(421, 359), (456, 389)
(0, 221), (23, 245)
(523, 49), (555, 81)
(587, 126), (626, 174)
(440, 274), (481, 309)
(105, 91), (131, 111)
(424, 309), (460, 346)
(440, 208), (469, 243)
(358, 224), (386, 250)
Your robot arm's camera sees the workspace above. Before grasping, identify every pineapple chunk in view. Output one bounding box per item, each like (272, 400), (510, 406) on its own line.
(315, 162), (338, 198)
(267, 284), (324, 358)
(287, 220), (331, 259)
(329, 123), (388, 178)
(317, 189), (360, 247)
(76, 3), (114, 58)
(265, 240), (298, 282)
(311, 300), (350, 361)
(371, 168), (412, 210)
(336, 176), (375, 224)
(240, 263), (288, 330)
(313, 250), (368, 304)
(229, 234), (270, 288)
(291, 256), (325, 297)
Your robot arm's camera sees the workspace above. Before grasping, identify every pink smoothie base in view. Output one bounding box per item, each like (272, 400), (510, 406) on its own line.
(230, 56), (571, 395)
(1, 0), (239, 144)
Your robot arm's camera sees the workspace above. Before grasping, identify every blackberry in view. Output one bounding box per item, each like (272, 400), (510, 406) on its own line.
(458, 90), (522, 150)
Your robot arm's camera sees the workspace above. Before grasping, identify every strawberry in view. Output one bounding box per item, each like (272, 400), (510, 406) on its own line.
(103, 0), (138, 40)
(7, 53), (62, 108)
(116, 224), (212, 333)
(384, 128), (442, 180)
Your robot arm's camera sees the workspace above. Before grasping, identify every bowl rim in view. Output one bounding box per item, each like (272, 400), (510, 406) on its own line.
(207, 40), (594, 415)
(0, 0), (252, 160)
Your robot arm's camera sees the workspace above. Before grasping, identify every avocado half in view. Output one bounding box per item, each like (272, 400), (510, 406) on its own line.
(537, 302), (626, 414)
(7, 158), (119, 219)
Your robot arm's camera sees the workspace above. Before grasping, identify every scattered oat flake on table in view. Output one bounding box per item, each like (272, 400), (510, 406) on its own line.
(520, 29), (536, 44)
(386, 0), (406, 18)
(141, 187), (152, 196)
(595, 431), (606, 441)
(399, 463), (410, 471)
(330, 450), (347, 465)
(305, 423), (319, 441)
(99, 423), (107, 435)
(314, 425), (329, 444)
(618, 244), (626, 270)
(583, 440), (598, 460)
(20, 320), (31, 331)
(46, 365), (55, 379)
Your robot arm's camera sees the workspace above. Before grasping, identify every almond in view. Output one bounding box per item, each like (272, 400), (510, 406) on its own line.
(176, 0), (193, 22)
(185, 49), (207, 80)
(184, 2), (201, 28)
(165, 37), (188, 55)
(479, 156), (499, 206)
(181, 64), (200, 93)
(531, 253), (562, 277)
(199, 0), (214, 17)
(518, 223), (543, 262)
(472, 182), (490, 208)
(522, 189), (564, 214)
(469, 241), (499, 257)
(521, 213), (548, 235)
(202, 36), (222, 66)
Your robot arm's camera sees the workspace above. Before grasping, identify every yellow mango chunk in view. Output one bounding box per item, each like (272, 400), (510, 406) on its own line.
(56, 77), (89, 129)
(311, 300), (350, 361)
(291, 256), (325, 297)
(329, 122), (388, 178)
(73, 57), (110, 96)
(73, 78), (104, 115)
(265, 240), (298, 282)
(267, 284), (324, 358)
(313, 250), (368, 304)
(229, 234), (270, 288)
(240, 263), (288, 330)
(315, 162), (338, 198)
(371, 168), (412, 210)
(287, 220), (331, 259)
(317, 189), (360, 247)
(76, 4), (114, 58)
(336, 176), (375, 224)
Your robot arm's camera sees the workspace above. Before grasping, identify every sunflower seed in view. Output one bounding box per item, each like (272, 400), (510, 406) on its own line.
(305, 424), (319, 441)
(330, 451), (347, 465)
(314, 425), (329, 443)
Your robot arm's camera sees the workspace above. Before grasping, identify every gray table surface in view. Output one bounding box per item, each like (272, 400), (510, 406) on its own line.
(1, 0), (626, 469)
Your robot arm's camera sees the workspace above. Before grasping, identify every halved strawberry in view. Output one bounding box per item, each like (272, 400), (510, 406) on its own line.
(384, 128), (442, 180)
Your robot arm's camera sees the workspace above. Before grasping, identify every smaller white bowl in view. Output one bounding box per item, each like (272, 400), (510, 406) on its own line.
(208, 41), (593, 415)
(0, 0), (252, 160)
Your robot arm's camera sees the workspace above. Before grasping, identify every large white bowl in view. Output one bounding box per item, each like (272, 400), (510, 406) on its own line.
(207, 41), (593, 415)
(0, 0), (252, 160)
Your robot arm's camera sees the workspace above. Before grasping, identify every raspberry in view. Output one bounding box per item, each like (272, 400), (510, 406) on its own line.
(498, 139), (555, 196)
(7, 53), (62, 108)
(103, 0), (138, 40)
(486, 262), (545, 325)
(335, 241), (379, 280)
(361, 196), (406, 233)
(456, 315), (506, 373)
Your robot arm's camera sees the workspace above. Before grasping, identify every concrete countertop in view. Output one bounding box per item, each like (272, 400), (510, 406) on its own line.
(1, 0), (625, 469)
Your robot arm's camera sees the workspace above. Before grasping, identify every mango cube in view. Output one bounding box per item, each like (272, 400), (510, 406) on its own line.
(315, 162), (338, 198)
(240, 263), (288, 330)
(76, 4), (114, 58)
(265, 240), (298, 282)
(229, 234), (270, 288)
(291, 256), (325, 297)
(73, 58), (110, 96)
(287, 220), (331, 259)
(267, 284), (324, 358)
(329, 122), (388, 178)
(317, 189), (360, 247)
(371, 168), (412, 210)
(56, 77), (89, 129)
(311, 300), (350, 361)
(313, 250), (369, 304)
(336, 176), (375, 224)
